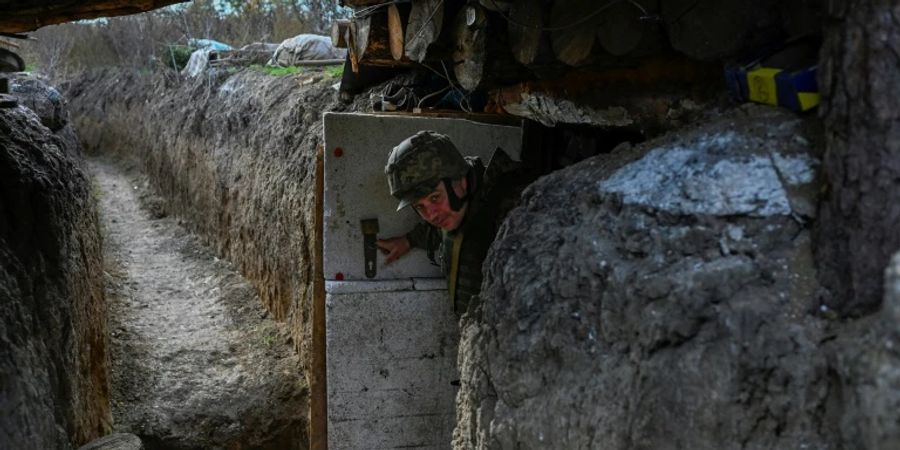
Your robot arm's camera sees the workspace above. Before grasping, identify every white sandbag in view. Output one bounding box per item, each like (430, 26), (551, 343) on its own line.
(268, 34), (347, 67)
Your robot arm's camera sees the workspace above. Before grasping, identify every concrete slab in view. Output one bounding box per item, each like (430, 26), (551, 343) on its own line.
(326, 289), (458, 449)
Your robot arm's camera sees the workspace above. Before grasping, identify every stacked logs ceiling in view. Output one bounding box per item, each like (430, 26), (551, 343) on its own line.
(0, 0), (188, 33)
(338, 0), (663, 90)
(337, 0), (820, 101)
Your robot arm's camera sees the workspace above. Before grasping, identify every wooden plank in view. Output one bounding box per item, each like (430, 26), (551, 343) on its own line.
(452, 3), (487, 91)
(507, 0), (543, 65)
(387, 3), (404, 60)
(310, 144), (327, 450)
(550, 0), (596, 66)
(405, 0), (444, 62)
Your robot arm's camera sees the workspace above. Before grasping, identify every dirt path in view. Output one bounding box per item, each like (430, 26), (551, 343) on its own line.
(89, 158), (306, 450)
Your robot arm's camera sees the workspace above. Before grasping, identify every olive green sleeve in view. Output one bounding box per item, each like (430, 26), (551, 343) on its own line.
(405, 222), (441, 252)
(405, 222), (431, 249)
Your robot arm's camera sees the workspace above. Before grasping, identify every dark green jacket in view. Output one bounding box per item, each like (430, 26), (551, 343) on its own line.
(406, 149), (526, 315)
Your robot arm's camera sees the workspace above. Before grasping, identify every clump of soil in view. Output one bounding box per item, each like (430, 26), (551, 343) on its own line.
(91, 158), (306, 450)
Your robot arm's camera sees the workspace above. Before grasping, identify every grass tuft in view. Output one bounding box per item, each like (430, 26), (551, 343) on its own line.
(249, 64), (305, 76)
(325, 64), (343, 78)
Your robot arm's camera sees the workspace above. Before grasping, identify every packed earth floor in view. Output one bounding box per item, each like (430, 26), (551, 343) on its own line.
(89, 158), (307, 450)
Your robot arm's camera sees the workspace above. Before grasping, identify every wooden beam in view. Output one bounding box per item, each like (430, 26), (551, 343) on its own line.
(0, 0), (188, 33)
(310, 144), (327, 450)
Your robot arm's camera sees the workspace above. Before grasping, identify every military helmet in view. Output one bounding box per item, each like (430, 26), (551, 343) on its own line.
(385, 131), (469, 211)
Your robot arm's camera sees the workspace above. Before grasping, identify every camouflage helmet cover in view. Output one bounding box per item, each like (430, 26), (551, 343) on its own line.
(385, 131), (469, 211)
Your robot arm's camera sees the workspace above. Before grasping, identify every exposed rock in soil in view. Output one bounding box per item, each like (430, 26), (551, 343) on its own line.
(0, 79), (110, 449)
(454, 106), (858, 449)
(91, 159), (306, 450)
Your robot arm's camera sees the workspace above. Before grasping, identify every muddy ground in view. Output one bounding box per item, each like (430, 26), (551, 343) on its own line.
(90, 157), (306, 449)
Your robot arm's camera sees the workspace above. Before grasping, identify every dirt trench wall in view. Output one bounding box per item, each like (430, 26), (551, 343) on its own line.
(65, 68), (346, 373)
(0, 78), (110, 449)
(454, 106), (900, 449)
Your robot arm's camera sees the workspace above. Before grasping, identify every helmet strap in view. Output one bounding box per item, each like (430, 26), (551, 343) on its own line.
(442, 177), (469, 212)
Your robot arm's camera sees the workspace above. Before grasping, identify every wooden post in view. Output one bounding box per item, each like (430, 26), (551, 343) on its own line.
(310, 144), (327, 450)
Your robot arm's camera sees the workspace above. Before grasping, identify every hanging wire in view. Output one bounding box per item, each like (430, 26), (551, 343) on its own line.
(420, 61), (472, 113)
(417, 84), (450, 109)
(353, 0), (412, 19)
(407, 0), (445, 48)
(483, 0), (658, 30)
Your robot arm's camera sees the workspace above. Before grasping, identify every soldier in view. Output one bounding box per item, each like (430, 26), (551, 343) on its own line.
(376, 130), (527, 316)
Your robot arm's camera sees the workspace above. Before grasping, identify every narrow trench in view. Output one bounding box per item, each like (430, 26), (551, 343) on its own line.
(89, 158), (307, 450)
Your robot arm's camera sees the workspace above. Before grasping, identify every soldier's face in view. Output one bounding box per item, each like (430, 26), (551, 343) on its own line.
(412, 179), (467, 231)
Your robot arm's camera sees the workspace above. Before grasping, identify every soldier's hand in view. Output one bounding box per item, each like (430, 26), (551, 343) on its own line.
(376, 237), (411, 265)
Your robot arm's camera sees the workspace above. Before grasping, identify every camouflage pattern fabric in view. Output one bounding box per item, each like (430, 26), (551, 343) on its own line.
(385, 131), (471, 211)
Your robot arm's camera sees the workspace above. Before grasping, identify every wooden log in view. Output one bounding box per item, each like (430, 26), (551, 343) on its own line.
(347, 21), (360, 73)
(355, 15), (372, 61)
(405, 0), (444, 62)
(387, 3), (404, 60)
(550, 0), (597, 66)
(507, 0), (543, 65)
(596, 0), (646, 56)
(349, 8), (414, 69)
(331, 20), (350, 48)
(310, 144), (327, 450)
(661, 0), (783, 60)
(452, 2), (488, 91)
(0, 0), (187, 33)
